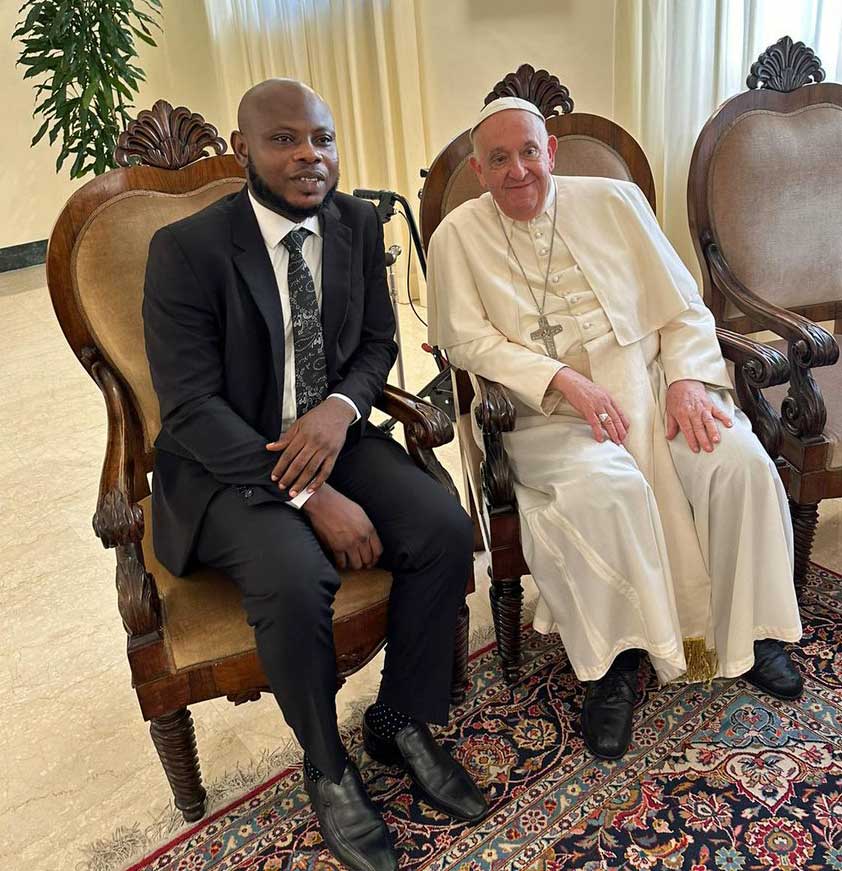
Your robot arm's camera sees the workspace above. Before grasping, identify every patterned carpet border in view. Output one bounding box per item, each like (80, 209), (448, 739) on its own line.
(118, 566), (842, 870)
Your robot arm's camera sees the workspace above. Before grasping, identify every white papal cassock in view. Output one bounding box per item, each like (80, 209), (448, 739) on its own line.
(427, 175), (802, 684)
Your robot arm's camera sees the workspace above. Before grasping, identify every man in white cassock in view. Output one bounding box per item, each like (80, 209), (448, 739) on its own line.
(427, 97), (803, 759)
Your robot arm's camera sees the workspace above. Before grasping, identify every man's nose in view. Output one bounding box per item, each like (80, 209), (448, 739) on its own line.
(508, 157), (528, 179)
(294, 140), (321, 162)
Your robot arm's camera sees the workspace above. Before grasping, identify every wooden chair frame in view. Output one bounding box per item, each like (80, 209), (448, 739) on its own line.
(688, 37), (841, 583)
(419, 64), (791, 682)
(46, 100), (472, 822)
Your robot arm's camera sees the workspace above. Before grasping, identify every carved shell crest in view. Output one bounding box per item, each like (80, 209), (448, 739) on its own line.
(747, 36), (825, 92)
(115, 100), (227, 169)
(485, 64), (574, 117)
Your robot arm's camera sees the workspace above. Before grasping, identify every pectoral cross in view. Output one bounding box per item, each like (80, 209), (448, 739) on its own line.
(531, 315), (564, 359)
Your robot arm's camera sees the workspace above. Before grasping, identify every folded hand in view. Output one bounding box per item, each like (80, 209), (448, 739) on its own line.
(266, 396), (356, 497)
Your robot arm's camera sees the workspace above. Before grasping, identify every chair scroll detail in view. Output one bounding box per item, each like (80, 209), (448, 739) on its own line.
(114, 99), (227, 169)
(747, 36), (825, 92)
(485, 63), (575, 117)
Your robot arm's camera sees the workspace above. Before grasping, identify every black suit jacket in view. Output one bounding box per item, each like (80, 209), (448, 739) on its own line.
(142, 187), (398, 575)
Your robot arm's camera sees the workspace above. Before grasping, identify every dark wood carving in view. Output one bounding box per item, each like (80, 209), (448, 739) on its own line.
(490, 577), (523, 683)
(115, 99), (227, 169)
(790, 500), (819, 585)
(149, 708), (207, 822)
(474, 376), (517, 511)
(93, 487), (144, 547)
(115, 543), (162, 638)
(375, 385), (458, 497)
(716, 328), (789, 458)
(485, 63), (574, 118)
(747, 36), (825, 92)
(450, 602), (470, 705)
(707, 243), (838, 438)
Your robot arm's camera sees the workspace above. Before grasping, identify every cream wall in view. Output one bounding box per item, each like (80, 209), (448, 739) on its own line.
(415, 0), (616, 160)
(1, 0), (222, 249)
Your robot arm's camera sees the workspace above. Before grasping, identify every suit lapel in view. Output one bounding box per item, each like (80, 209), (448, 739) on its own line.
(320, 201), (352, 380)
(230, 188), (286, 400)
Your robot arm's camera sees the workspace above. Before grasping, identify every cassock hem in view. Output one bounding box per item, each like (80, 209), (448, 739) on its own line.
(715, 626), (804, 679)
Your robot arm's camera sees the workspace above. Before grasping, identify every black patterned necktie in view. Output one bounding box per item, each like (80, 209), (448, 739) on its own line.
(281, 227), (328, 416)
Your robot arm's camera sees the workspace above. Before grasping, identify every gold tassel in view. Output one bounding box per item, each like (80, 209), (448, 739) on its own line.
(682, 636), (718, 684)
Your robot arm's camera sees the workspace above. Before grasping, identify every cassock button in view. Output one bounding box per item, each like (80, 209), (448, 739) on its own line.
(569, 294), (580, 304)
(535, 230), (544, 238)
(552, 275), (560, 283)
(583, 322), (593, 330)
(540, 248), (549, 257)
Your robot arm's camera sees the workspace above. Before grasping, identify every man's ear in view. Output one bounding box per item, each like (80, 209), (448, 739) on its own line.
(469, 154), (487, 190)
(547, 134), (558, 170)
(231, 130), (248, 168)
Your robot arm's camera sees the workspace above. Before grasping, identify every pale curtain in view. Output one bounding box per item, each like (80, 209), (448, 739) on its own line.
(613, 0), (842, 280)
(203, 0), (429, 300)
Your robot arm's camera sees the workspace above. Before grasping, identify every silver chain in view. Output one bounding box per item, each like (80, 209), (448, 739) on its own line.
(493, 187), (558, 317)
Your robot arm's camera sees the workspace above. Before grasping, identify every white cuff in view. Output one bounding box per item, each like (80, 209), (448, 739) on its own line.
(328, 393), (361, 422)
(286, 488), (315, 509)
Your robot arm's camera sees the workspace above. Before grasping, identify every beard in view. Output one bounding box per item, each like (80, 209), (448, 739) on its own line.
(247, 157), (338, 221)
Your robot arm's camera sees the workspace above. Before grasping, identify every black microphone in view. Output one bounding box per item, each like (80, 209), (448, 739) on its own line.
(352, 188), (388, 200)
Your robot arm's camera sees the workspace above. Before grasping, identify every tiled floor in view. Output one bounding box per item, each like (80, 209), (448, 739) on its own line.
(1, 264), (839, 871)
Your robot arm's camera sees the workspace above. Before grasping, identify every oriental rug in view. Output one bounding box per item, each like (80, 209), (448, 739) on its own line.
(126, 564), (842, 871)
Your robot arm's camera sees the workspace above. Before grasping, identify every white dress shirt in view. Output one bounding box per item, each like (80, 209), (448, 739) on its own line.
(248, 191), (360, 507)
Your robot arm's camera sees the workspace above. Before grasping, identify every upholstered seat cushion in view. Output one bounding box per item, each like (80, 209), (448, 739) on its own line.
(758, 336), (842, 470)
(139, 495), (393, 670)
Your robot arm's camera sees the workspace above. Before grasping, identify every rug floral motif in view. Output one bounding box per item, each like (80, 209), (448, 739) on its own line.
(128, 565), (842, 871)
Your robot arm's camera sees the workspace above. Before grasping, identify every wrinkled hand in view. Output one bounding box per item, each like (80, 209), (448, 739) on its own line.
(266, 397), (356, 497)
(303, 484), (383, 570)
(665, 379), (732, 453)
(550, 367), (630, 444)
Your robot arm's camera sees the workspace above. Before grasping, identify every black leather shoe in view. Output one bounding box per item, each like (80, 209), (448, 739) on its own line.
(304, 760), (398, 871)
(363, 714), (488, 823)
(581, 661), (639, 759)
(744, 639), (804, 700)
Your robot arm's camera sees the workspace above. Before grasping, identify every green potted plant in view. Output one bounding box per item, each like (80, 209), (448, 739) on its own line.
(14, 0), (162, 178)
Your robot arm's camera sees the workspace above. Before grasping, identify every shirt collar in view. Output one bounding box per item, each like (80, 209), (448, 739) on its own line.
(248, 190), (322, 249)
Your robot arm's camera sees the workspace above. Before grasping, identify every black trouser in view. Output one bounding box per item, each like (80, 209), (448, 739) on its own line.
(195, 427), (473, 782)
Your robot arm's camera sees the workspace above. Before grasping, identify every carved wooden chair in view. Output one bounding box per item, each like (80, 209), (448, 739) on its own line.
(688, 37), (841, 584)
(46, 100), (471, 823)
(420, 64), (790, 681)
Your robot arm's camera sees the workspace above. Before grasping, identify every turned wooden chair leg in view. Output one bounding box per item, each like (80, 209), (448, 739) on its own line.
(150, 708), (207, 823)
(490, 577), (523, 684)
(450, 600), (470, 705)
(790, 499), (819, 585)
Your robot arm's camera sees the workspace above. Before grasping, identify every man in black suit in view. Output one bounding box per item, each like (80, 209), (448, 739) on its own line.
(142, 79), (486, 871)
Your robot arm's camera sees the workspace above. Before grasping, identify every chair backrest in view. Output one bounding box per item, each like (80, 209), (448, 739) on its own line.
(688, 37), (842, 332)
(47, 101), (245, 473)
(419, 64), (656, 250)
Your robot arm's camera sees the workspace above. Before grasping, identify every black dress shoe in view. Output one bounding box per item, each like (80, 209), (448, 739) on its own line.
(363, 715), (488, 823)
(744, 639), (804, 700)
(581, 661), (639, 759)
(304, 760), (398, 871)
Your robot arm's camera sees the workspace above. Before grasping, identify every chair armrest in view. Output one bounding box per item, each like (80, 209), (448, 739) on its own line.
(84, 348), (162, 639)
(374, 384), (458, 497)
(473, 375), (517, 513)
(716, 328), (789, 458)
(707, 243), (839, 438)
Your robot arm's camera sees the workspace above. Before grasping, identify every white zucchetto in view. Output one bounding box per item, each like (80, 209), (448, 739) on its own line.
(470, 96), (546, 140)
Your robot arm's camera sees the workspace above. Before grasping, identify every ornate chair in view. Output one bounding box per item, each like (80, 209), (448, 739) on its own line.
(688, 37), (841, 584)
(420, 64), (790, 681)
(46, 101), (471, 823)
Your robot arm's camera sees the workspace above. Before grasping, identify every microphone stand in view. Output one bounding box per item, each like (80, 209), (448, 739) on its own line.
(352, 188), (454, 432)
